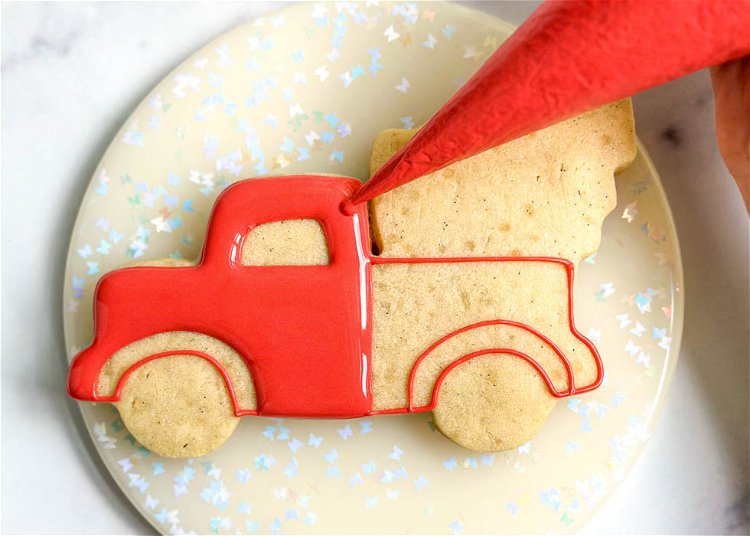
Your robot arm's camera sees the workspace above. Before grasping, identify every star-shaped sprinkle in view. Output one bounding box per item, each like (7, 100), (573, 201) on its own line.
(77, 244), (93, 259)
(384, 25), (399, 42)
(442, 457), (457, 471)
(118, 458), (133, 474)
(144, 495), (159, 510)
(283, 460), (298, 479)
(307, 432), (323, 448)
(629, 321), (646, 337)
(324, 448), (338, 464)
(150, 217), (172, 233)
(237, 502), (251, 514)
(313, 65), (329, 81)
(361, 460), (377, 475)
(595, 282), (615, 301)
(289, 103), (304, 117)
(288, 437), (303, 454)
(624, 339), (641, 356)
(635, 292), (652, 313)
(449, 520), (464, 535)
(337, 424), (353, 439)
(463, 457), (478, 469)
(399, 116), (415, 129)
(108, 229), (124, 243)
(393, 467), (408, 480)
(349, 472), (364, 487)
(423, 33), (437, 49)
(154, 508), (179, 525)
(413, 474), (429, 491)
(254, 454), (276, 470)
(128, 474), (149, 494)
(236, 468), (251, 483)
(587, 327), (601, 343)
(338, 71), (353, 87)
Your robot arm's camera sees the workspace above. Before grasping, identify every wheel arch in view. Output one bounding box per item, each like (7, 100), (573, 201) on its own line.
(407, 319), (601, 410)
(95, 331), (258, 416)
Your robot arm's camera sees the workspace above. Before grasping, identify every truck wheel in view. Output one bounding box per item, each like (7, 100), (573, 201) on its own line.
(432, 355), (556, 451)
(116, 355), (239, 458)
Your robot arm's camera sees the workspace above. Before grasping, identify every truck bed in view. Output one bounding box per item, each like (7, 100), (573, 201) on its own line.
(370, 258), (598, 410)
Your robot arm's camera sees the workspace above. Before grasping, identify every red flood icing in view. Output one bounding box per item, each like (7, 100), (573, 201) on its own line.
(68, 175), (602, 418)
(352, 0), (750, 205)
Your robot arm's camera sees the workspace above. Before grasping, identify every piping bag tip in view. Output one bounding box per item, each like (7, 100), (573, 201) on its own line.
(351, 147), (409, 206)
(339, 197), (357, 216)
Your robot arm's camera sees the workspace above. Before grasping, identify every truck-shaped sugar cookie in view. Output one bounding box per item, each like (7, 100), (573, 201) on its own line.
(68, 101), (636, 457)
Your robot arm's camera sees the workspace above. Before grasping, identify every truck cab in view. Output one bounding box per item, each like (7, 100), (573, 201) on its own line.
(68, 176), (375, 417)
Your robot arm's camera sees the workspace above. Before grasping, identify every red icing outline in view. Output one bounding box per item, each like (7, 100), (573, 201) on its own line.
(68, 175), (604, 420)
(97, 349), (259, 417)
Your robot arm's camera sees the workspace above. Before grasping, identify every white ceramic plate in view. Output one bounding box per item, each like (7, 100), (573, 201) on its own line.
(63, 2), (683, 534)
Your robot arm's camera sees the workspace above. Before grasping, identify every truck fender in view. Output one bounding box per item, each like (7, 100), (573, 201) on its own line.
(407, 319), (600, 410)
(95, 332), (258, 416)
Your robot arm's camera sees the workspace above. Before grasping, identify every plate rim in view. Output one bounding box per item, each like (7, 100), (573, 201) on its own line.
(62, 3), (686, 534)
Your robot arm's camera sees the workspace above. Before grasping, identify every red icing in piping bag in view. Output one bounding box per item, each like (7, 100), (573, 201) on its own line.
(350, 0), (750, 206)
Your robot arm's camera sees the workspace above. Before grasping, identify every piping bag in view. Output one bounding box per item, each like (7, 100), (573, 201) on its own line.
(347, 0), (750, 208)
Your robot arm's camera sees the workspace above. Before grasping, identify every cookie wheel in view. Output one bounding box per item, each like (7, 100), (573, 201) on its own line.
(431, 354), (556, 451)
(96, 331), (257, 458)
(116, 354), (239, 458)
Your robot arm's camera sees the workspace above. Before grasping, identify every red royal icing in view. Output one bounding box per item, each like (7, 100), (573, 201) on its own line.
(68, 175), (602, 418)
(350, 0), (750, 205)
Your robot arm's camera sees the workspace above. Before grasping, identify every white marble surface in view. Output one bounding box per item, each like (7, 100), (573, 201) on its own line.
(1, 2), (747, 534)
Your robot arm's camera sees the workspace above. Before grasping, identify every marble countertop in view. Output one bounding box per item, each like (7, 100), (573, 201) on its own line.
(2, 2), (747, 534)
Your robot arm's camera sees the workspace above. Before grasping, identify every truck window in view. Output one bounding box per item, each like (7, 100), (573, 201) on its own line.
(241, 219), (330, 266)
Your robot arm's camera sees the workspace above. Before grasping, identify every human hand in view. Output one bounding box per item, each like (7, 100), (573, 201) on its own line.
(710, 57), (749, 213)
